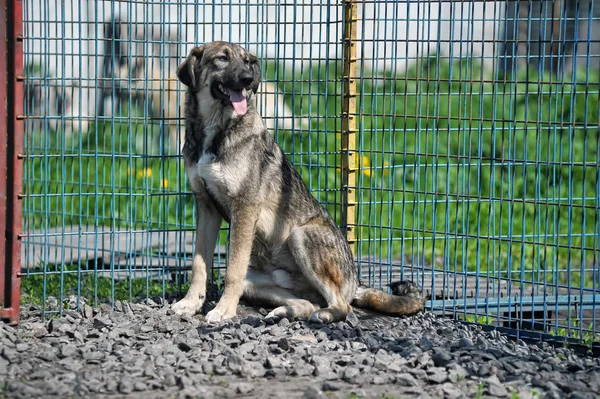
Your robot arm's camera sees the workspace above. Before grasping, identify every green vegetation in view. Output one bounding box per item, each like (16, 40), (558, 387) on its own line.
(463, 314), (494, 325)
(555, 320), (599, 347)
(21, 58), (599, 321)
(20, 263), (192, 308)
(460, 313), (598, 346)
(475, 383), (485, 399)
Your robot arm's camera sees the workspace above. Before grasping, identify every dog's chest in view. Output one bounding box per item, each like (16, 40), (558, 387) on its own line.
(186, 146), (247, 205)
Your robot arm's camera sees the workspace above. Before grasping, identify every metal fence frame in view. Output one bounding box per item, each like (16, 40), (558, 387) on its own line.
(2, 0), (599, 348)
(1, 0), (24, 325)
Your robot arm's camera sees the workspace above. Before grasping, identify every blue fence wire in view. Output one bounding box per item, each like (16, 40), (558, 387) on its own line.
(19, 1), (599, 344)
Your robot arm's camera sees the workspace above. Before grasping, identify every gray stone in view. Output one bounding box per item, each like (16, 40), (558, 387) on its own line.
(457, 337), (474, 349)
(15, 343), (28, 352)
(408, 368), (427, 379)
(82, 305), (94, 319)
(478, 364), (491, 377)
(568, 393), (592, 399)
(567, 362), (585, 372)
(292, 363), (315, 377)
(432, 349), (452, 367)
(60, 344), (77, 358)
(345, 312), (359, 328)
(442, 382), (464, 399)
(92, 317), (112, 330)
(38, 349), (58, 362)
(227, 354), (244, 374)
(303, 386), (326, 399)
(233, 383), (254, 395)
(416, 352), (431, 368)
(118, 379), (134, 394)
(420, 336), (434, 350)
(30, 323), (48, 338)
(177, 376), (195, 389)
(163, 374), (177, 387)
(290, 334), (318, 344)
(545, 391), (562, 399)
(278, 337), (290, 350)
(133, 381), (147, 392)
(343, 367), (360, 384)
(395, 373), (418, 386)
(2, 347), (18, 362)
(322, 381), (343, 391)
(241, 361), (265, 378)
(427, 367), (448, 384)
(556, 380), (589, 393)
(371, 375), (388, 385)
(0, 357), (9, 374)
(486, 383), (509, 397)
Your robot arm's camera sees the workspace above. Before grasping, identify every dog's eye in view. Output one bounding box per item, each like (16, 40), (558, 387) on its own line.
(218, 55), (228, 62)
(244, 58), (250, 65)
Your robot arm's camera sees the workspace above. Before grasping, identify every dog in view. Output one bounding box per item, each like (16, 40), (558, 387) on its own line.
(117, 60), (303, 153)
(104, 17), (305, 153)
(171, 41), (425, 324)
(25, 78), (91, 138)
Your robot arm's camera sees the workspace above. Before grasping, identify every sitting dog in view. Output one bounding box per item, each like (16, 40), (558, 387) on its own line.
(172, 41), (425, 323)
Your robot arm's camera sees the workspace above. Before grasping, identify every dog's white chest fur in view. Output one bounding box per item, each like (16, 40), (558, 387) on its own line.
(186, 145), (247, 205)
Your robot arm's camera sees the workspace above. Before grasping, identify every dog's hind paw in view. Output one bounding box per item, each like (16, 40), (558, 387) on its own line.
(172, 297), (202, 316)
(308, 307), (349, 324)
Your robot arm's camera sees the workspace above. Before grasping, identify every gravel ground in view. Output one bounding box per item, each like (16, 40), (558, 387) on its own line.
(1, 298), (599, 399)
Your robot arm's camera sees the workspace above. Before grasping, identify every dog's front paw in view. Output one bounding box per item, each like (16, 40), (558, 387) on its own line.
(205, 303), (237, 323)
(172, 297), (203, 316)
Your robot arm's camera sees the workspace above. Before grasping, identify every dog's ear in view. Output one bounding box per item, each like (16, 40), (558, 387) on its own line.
(248, 53), (261, 94)
(177, 46), (205, 89)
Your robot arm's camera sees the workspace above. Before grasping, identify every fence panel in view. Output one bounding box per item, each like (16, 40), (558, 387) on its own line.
(352, 0), (599, 340)
(15, 0), (600, 343)
(20, 0), (343, 315)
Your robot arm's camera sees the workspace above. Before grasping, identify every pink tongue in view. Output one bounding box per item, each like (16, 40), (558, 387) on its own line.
(229, 90), (247, 116)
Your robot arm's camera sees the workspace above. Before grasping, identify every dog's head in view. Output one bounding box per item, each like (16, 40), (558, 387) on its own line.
(177, 41), (261, 117)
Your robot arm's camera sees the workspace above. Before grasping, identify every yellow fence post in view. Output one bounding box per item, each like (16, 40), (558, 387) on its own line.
(341, 0), (358, 255)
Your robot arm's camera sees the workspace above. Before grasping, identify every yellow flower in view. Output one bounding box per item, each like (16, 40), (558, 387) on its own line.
(136, 168), (152, 178)
(159, 179), (169, 188)
(335, 156), (390, 178)
(360, 155), (371, 177)
(359, 156), (391, 178)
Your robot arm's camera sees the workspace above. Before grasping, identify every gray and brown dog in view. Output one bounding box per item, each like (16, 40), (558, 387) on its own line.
(172, 41), (425, 323)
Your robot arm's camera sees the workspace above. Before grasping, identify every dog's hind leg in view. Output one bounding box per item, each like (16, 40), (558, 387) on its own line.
(172, 193), (222, 316)
(286, 221), (358, 324)
(243, 269), (320, 319)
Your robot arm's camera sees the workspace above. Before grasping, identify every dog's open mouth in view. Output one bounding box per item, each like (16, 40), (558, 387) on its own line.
(216, 83), (248, 116)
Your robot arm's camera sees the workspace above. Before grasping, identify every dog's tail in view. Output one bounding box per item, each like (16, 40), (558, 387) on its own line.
(351, 280), (425, 317)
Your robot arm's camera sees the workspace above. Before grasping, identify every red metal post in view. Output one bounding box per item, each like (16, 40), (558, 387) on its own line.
(0, 0), (7, 318)
(1, 0), (24, 325)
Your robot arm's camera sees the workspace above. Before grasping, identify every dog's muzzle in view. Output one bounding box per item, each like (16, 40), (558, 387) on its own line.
(214, 70), (253, 116)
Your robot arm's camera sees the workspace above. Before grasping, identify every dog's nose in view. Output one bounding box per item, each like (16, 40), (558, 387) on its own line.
(240, 71), (253, 86)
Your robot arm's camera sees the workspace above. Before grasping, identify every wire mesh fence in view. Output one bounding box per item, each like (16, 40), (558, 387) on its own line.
(5, 0), (599, 344)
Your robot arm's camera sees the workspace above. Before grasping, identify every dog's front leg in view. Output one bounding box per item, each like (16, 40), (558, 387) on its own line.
(172, 194), (222, 316)
(205, 205), (258, 323)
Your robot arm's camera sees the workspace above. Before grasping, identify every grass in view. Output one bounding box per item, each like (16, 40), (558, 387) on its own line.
(20, 263), (192, 308)
(475, 383), (484, 399)
(461, 313), (598, 347)
(19, 262), (230, 308)
(352, 58), (599, 287)
(21, 57), (599, 327)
